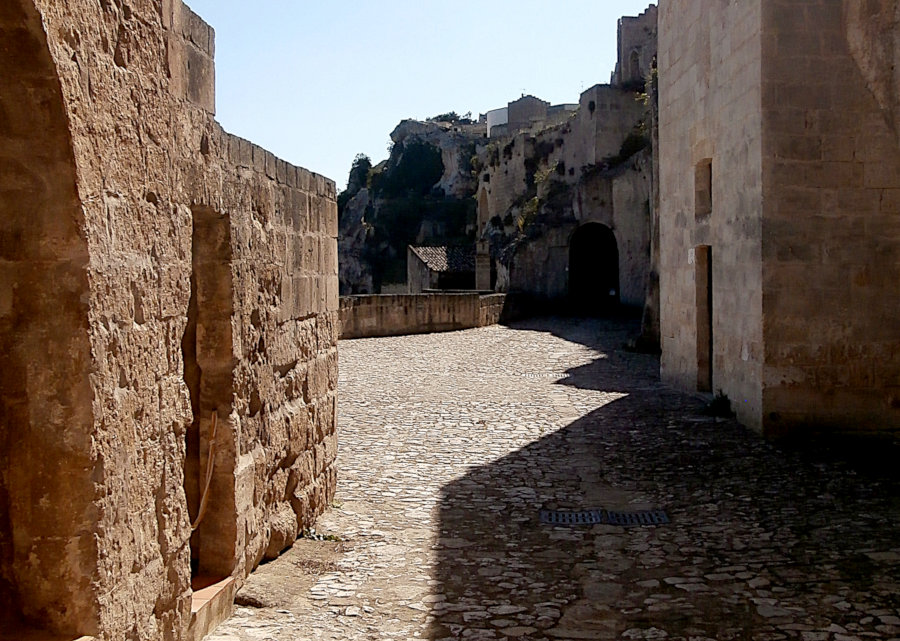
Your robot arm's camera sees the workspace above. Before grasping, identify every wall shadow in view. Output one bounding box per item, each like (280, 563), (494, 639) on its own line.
(428, 318), (900, 640)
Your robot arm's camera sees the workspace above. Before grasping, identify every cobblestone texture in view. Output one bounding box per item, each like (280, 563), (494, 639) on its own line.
(208, 318), (900, 641)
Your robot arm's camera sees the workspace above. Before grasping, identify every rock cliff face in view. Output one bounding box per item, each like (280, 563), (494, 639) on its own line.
(338, 188), (375, 294)
(338, 119), (486, 293)
(389, 119), (483, 198)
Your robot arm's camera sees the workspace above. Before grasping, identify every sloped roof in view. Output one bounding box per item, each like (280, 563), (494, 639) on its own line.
(409, 245), (475, 274)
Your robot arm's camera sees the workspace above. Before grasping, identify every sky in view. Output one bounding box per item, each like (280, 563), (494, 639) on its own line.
(184, 1), (656, 191)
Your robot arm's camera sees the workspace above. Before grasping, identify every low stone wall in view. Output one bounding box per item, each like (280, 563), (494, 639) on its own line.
(340, 293), (507, 339)
(478, 293), (507, 327)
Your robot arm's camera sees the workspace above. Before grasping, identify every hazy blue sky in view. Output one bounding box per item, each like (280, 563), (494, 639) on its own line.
(185, 1), (655, 190)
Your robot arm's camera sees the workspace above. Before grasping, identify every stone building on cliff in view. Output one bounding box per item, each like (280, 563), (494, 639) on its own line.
(475, 5), (658, 321)
(658, 0), (900, 436)
(0, 1), (338, 639)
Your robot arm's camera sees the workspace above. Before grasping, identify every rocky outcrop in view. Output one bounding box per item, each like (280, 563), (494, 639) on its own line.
(474, 83), (653, 307)
(338, 119), (485, 293)
(338, 188), (375, 294)
(390, 119), (484, 198)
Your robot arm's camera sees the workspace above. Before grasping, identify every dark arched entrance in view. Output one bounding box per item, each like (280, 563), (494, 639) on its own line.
(568, 223), (619, 315)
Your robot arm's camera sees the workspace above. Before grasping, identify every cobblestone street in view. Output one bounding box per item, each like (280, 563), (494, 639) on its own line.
(209, 318), (900, 641)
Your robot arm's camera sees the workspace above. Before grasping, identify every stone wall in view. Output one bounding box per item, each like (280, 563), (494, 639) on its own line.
(340, 294), (506, 339)
(478, 294), (508, 327)
(0, 1), (338, 639)
(407, 248), (436, 293)
(658, 0), (900, 435)
(658, 0), (765, 426)
(758, 0), (900, 434)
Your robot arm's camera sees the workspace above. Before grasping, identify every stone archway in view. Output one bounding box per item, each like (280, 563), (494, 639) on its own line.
(0, 0), (95, 634)
(568, 223), (619, 315)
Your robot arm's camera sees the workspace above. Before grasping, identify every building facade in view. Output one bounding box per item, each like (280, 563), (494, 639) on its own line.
(658, 0), (900, 435)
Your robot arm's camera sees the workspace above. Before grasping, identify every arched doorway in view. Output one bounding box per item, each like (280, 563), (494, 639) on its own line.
(568, 223), (619, 315)
(0, 0), (94, 634)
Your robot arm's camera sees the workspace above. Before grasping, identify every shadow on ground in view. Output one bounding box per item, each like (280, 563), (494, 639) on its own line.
(428, 317), (900, 640)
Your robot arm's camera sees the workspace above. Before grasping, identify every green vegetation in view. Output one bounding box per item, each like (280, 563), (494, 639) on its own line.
(368, 140), (443, 198)
(428, 111), (475, 125)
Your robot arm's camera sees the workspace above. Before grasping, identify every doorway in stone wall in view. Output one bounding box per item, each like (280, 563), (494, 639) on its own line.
(568, 223), (620, 315)
(182, 205), (237, 588)
(695, 245), (713, 392)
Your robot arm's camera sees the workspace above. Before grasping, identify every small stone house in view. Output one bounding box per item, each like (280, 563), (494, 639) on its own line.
(408, 245), (476, 292)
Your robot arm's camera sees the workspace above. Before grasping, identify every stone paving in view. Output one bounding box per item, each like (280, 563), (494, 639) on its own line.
(208, 317), (900, 641)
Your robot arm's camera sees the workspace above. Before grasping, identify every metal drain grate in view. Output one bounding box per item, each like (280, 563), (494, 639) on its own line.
(540, 509), (669, 527)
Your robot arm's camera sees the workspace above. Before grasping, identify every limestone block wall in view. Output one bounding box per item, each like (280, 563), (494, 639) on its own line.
(658, 0), (765, 426)
(0, 1), (338, 639)
(478, 294), (508, 327)
(758, 0), (900, 434)
(340, 293), (506, 339)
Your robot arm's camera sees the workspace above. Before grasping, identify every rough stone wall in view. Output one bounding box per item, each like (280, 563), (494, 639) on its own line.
(506, 154), (652, 306)
(0, 1), (338, 639)
(478, 294), (508, 327)
(0, 0), (95, 630)
(507, 95), (551, 134)
(658, 0), (765, 427)
(758, 0), (900, 434)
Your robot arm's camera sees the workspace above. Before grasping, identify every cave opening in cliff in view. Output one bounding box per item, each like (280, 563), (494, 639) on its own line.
(568, 223), (620, 315)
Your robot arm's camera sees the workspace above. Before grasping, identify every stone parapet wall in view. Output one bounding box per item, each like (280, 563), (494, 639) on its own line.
(478, 294), (508, 327)
(340, 294), (507, 339)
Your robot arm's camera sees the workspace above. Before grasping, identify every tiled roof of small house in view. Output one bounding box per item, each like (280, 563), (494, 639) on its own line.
(409, 245), (476, 273)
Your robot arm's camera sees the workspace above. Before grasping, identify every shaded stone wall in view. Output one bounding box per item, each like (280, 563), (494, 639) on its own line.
(0, 1), (338, 639)
(658, 0), (765, 427)
(407, 248), (436, 293)
(759, 0), (900, 434)
(0, 0), (95, 630)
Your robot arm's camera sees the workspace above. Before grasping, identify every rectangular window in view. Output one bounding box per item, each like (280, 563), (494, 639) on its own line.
(695, 158), (712, 219)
